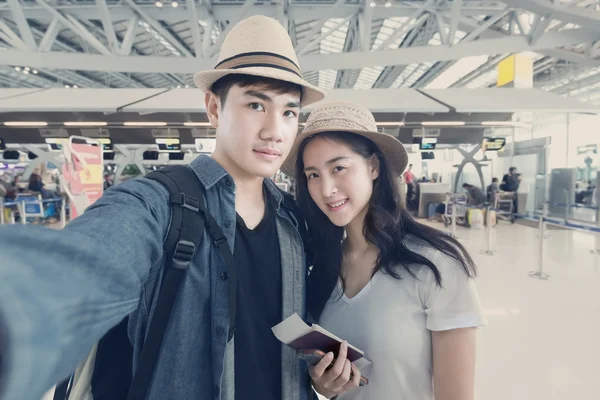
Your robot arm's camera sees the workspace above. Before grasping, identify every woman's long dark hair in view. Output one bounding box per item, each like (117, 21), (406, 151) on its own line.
(296, 131), (477, 320)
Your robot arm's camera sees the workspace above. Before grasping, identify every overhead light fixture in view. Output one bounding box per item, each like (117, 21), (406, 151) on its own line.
(65, 85), (70, 88)
(370, 1), (376, 6)
(421, 121), (465, 126)
(64, 122), (108, 127)
(24, 67), (30, 71)
(377, 122), (405, 126)
(73, 85), (79, 89)
(14, 67), (20, 71)
(155, 1), (163, 7)
(4, 121), (48, 127)
(32, 70), (38, 75)
(23, 70), (29, 75)
(481, 121), (517, 126)
(184, 122), (212, 127)
(124, 122), (168, 127)
(385, 2), (391, 7)
(171, 1), (178, 7)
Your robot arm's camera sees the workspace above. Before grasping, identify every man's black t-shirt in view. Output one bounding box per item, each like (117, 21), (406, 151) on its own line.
(234, 191), (282, 400)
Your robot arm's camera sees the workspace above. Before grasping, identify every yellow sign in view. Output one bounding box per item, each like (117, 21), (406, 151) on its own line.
(497, 54), (533, 88)
(497, 55), (515, 87)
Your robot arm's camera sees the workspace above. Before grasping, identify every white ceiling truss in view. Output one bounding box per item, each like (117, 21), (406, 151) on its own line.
(0, 0), (599, 103)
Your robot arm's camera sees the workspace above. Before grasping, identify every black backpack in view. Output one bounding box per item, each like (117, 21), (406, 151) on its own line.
(54, 165), (308, 400)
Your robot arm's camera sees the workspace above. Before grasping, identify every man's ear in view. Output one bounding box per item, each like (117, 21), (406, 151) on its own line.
(369, 154), (380, 180)
(205, 91), (220, 129)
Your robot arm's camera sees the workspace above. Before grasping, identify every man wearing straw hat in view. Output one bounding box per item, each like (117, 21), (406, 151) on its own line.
(0, 15), (357, 400)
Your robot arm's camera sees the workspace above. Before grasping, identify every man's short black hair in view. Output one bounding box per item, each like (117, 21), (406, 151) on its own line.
(463, 183), (471, 188)
(210, 74), (303, 107)
(509, 167), (517, 173)
(492, 177), (499, 183)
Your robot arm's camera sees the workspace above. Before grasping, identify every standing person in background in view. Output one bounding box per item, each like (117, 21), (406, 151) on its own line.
(501, 167), (521, 218)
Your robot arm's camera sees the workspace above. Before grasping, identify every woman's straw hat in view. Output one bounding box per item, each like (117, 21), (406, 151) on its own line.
(281, 101), (408, 178)
(194, 15), (325, 107)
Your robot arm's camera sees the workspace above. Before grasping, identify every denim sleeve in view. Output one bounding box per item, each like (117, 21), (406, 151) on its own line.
(0, 177), (170, 400)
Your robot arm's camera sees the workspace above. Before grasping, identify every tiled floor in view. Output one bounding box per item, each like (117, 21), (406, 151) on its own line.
(43, 219), (600, 400)
(440, 219), (600, 400)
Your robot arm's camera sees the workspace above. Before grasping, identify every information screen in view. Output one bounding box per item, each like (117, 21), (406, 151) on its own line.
(97, 138), (114, 152)
(156, 138), (181, 152)
(420, 137), (437, 150)
(482, 137), (506, 152)
(45, 138), (65, 152)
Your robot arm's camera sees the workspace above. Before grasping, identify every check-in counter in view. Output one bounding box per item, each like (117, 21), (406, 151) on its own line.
(417, 183), (451, 218)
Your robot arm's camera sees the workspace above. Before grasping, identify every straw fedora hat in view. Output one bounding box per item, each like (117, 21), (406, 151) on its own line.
(193, 15), (325, 107)
(280, 101), (408, 178)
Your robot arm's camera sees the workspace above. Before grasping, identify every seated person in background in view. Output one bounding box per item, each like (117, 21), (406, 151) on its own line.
(462, 183), (487, 206)
(487, 177), (499, 204)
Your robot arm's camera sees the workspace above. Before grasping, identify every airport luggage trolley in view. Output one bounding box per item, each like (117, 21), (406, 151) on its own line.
(444, 193), (467, 237)
(494, 192), (515, 223)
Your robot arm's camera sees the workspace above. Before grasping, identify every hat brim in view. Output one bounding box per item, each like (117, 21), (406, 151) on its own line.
(281, 127), (408, 179)
(193, 67), (325, 107)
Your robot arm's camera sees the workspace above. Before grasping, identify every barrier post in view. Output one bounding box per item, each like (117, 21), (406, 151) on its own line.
(529, 204), (551, 280)
(451, 197), (458, 239)
(20, 201), (26, 225)
(61, 197), (67, 229)
(481, 204), (496, 255)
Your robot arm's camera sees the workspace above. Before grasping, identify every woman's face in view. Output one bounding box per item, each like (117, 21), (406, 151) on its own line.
(302, 136), (379, 227)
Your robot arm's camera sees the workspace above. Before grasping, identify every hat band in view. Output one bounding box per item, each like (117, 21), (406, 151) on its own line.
(215, 52), (303, 79)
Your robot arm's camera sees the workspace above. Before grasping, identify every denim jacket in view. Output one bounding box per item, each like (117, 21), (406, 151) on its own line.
(0, 156), (313, 400)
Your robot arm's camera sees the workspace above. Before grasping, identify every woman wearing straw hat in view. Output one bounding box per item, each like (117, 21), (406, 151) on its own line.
(281, 102), (488, 399)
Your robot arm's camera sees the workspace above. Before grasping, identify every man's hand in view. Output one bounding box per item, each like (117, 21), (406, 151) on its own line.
(310, 341), (361, 399)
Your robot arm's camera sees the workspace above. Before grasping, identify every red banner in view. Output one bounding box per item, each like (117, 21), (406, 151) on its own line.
(61, 137), (104, 219)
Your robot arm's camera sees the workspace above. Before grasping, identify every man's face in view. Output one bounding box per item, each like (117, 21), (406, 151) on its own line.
(206, 83), (301, 180)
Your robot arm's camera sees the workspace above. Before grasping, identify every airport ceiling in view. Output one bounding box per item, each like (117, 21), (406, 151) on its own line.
(0, 0), (599, 105)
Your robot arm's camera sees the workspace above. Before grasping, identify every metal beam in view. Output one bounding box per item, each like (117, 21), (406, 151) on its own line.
(209, 0), (255, 57)
(500, 0), (600, 34)
(65, 14), (112, 56)
(34, 0), (111, 56)
(435, 13), (447, 45)
(39, 17), (60, 52)
(448, 0), (462, 45)
(295, 0), (347, 54)
(8, 0), (36, 50)
(2, 28), (597, 73)
(123, 0), (193, 57)
(358, 0), (372, 52)
(120, 16), (138, 56)
(276, 0), (289, 28)
(186, 0), (203, 57)
(97, 0), (119, 54)
(298, 14), (353, 55)
(0, 18), (28, 50)
(202, 17), (215, 57)
(528, 14), (554, 45)
(0, 3), (511, 23)
(376, 0), (434, 50)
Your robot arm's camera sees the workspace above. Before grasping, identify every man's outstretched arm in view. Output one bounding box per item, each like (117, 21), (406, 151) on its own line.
(0, 177), (171, 400)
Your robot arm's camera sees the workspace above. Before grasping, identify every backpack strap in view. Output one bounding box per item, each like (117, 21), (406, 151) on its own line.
(127, 165), (208, 400)
(128, 166), (238, 400)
